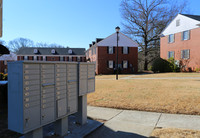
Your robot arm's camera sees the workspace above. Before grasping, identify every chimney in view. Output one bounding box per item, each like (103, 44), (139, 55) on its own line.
(92, 41), (95, 45)
(89, 44), (92, 47)
(96, 38), (104, 43)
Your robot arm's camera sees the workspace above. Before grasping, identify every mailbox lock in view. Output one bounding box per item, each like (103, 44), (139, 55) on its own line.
(24, 92), (29, 96)
(42, 115), (45, 119)
(24, 98), (29, 102)
(25, 81), (29, 85)
(25, 87), (29, 91)
(25, 103), (29, 108)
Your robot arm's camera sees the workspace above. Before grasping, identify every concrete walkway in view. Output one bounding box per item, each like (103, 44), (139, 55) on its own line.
(87, 106), (200, 137)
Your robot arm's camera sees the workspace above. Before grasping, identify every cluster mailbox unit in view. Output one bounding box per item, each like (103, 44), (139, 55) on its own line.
(8, 61), (95, 137)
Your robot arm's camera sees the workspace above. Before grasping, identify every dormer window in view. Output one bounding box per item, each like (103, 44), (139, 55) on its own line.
(33, 49), (38, 54)
(51, 49), (56, 54)
(176, 19), (180, 27)
(68, 49), (72, 54)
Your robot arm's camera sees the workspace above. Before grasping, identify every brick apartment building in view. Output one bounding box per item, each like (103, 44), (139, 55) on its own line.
(0, 53), (17, 73)
(160, 14), (200, 71)
(17, 47), (86, 62)
(86, 32), (138, 74)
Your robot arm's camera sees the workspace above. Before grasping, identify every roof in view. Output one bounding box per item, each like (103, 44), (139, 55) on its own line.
(96, 32), (138, 47)
(181, 14), (200, 21)
(17, 47), (86, 56)
(0, 44), (10, 55)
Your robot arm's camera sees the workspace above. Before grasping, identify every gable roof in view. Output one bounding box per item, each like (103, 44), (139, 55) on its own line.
(96, 32), (138, 47)
(181, 14), (200, 21)
(161, 14), (200, 36)
(17, 47), (86, 56)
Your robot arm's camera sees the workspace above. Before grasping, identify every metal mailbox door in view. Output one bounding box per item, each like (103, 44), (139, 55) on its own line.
(79, 64), (88, 96)
(41, 64), (55, 125)
(55, 64), (67, 118)
(23, 63), (41, 132)
(67, 63), (78, 115)
(88, 64), (95, 93)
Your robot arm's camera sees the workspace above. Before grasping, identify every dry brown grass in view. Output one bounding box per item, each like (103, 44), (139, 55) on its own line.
(151, 128), (200, 138)
(88, 73), (200, 115)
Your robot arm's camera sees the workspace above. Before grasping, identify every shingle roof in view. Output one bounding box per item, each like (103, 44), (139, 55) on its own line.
(17, 47), (86, 55)
(181, 14), (200, 21)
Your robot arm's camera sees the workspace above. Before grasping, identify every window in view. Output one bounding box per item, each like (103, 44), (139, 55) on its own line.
(181, 49), (190, 59)
(4, 61), (7, 65)
(77, 56), (80, 62)
(60, 56), (64, 61)
(24, 56), (28, 60)
(176, 19), (180, 27)
(43, 56), (46, 61)
(51, 49), (56, 54)
(182, 30), (190, 40)
(68, 49), (72, 54)
(69, 56), (72, 61)
(123, 60), (128, 68)
(34, 56), (37, 61)
(108, 60), (113, 68)
(108, 46), (113, 54)
(168, 51), (174, 59)
(168, 34), (174, 43)
(123, 47), (128, 54)
(33, 49), (38, 54)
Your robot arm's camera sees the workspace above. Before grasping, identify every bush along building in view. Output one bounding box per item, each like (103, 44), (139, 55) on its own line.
(160, 14), (200, 71)
(86, 32), (138, 74)
(17, 47), (86, 62)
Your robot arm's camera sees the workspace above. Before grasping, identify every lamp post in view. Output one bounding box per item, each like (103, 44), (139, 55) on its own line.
(115, 26), (120, 80)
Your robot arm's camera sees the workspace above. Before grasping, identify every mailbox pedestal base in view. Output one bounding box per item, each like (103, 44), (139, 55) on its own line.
(23, 127), (43, 138)
(55, 116), (68, 136)
(76, 95), (87, 125)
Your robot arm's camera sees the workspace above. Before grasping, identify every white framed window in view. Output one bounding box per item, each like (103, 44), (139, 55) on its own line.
(51, 49), (56, 54)
(123, 47), (128, 54)
(34, 56), (37, 61)
(60, 56), (64, 61)
(181, 49), (190, 59)
(123, 60), (128, 69)
(33, 49), (38, 54)
(69, 56), (72, 61)
(43, 56), (46, 61)
(168, 51), (174, 59)
(168, 34), (174, 43)
(68, 49), (72, 54)
(108, 60), (113, 68)
(77, 56), (80, 62)
(24, 56), (28, 60)
(4, 60), (7, 65)
(182, 30), (190, 40)
(176, 19), (180, 27)
(108, 46), (113, 54)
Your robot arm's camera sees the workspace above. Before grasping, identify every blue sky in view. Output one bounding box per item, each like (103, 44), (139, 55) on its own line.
(1, 0), (200, 50)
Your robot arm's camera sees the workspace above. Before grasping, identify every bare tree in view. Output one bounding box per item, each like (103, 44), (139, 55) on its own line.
(8, 38), (34, 53)
(36, 42), (66, 48)
(121, 0), (188, 70)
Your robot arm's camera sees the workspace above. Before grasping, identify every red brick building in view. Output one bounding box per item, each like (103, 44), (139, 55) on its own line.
(17, 47), (86, 62)
(86, 32), (138, 74)
(160, 14), (200, 71)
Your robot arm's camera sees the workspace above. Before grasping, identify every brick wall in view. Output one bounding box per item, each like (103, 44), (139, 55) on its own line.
(96, 46), (138, 74)
(160, 27), (200, 71)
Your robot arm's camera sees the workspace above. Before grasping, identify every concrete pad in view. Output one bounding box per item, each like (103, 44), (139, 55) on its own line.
(104, 119), (154, 137)
(87, 106), (96, 111)
(87, 106), (123, 121)
(157, 113), (200, 130)
(112, 110), (161, 126)
(65, 117), (103, 138)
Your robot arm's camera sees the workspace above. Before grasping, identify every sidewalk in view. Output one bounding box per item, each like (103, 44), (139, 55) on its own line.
(87, 106), (200, 137)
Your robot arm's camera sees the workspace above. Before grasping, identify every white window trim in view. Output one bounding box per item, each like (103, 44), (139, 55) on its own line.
(123, 60), (128, 69)
(109, 46), (113, 54)
(108, 60), (113, 68)
(123, 47), (128, 54)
